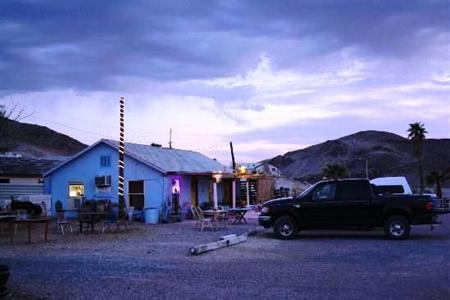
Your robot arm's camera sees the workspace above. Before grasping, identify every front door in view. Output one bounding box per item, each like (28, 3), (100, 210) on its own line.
(191, 177), (198, 207)
(334, 180), (371, 226)
(223, 180), (232, 206)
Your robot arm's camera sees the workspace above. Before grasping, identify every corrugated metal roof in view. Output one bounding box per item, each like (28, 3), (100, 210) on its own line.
(0, 158), (60, 177)
(102, 139), (229, 174)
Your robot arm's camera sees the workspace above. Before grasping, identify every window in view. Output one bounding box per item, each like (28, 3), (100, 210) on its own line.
(128, 180), (144, 210)
(100, 155), (111, 167)
(312, 183), (336, 201)
(336, 181), (370, 201)
(69, 183), (85, 197)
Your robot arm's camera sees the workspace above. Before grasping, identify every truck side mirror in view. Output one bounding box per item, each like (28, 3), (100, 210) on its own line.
(304, 194), (313, 202)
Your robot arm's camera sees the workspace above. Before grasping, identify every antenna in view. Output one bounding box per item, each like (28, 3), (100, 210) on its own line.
(169, 128), (173, 149)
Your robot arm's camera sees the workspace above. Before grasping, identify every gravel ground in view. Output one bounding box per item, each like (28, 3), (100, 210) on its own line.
(1, 212), (449, 300)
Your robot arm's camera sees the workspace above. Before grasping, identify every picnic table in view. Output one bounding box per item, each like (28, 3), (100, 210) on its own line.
(0, 215), (17, 244)
(1, 211), (50, 244)
(228, 208), (250, 224)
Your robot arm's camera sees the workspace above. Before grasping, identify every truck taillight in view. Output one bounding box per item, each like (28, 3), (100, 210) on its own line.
(425, 202), (433, 212)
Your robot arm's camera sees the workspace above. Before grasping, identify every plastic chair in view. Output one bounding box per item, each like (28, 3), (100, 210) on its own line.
(191, 206), (215, 232)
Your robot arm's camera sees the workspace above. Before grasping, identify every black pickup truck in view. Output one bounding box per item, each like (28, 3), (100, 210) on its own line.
(258, 178), (440, 240)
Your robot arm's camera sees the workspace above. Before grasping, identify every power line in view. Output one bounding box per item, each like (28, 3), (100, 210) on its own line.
(28, 116), (117, 140)
(27, 115), (233, 151)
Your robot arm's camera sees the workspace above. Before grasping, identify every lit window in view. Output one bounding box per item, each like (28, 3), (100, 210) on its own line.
(100, 155), (111, 167)
(69, 184), (85, 197)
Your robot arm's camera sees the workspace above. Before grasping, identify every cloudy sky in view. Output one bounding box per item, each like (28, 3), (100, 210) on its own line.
(1, 0), (449, 163)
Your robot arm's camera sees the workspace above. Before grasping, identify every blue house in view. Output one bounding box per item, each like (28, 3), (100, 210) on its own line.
(44, 139), (235, 221)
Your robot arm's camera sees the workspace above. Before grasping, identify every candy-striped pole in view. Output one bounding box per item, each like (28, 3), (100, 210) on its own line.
(118, 97), (125, 217)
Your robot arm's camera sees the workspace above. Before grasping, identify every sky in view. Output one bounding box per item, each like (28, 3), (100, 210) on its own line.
(1, 0), (449, 164)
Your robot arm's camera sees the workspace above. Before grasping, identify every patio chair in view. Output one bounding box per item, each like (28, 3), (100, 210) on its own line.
(56, 210), (73, 235)
(191, 206), (215, 232)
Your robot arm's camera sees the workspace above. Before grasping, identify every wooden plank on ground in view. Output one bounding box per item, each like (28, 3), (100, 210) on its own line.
(190, 233), (248, 255)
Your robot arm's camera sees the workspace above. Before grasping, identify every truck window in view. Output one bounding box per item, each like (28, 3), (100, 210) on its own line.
(336, 181), (370, 201)
(312, 183), (336, 201)
(373, 185), (405, 195)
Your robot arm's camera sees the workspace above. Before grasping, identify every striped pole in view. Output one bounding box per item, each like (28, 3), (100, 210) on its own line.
(118, 97), (125, 218)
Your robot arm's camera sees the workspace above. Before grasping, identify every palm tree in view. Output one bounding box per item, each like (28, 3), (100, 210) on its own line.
(322, 163), (348, 179)
(407, 122), (428, 193)
(426, 169), (450, 199)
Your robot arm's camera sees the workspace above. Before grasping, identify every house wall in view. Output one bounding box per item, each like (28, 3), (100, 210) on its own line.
(0, 179), (45, 208)
(197, 176), (211, 204)
(44, 143), (165, 218)
(0, 177), (42, 185)
(0, 175), (45, 207)
(160, 174), (227, 217)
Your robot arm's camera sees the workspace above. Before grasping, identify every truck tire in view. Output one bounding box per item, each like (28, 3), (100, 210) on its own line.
(384, 215), (410, 240)
(273, 216), (298, 240)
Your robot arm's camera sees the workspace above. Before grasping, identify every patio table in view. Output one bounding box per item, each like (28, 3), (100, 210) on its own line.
(228, 208), (250, 224)
(12, 218), (50, 244)
(202, 210), (228, 227)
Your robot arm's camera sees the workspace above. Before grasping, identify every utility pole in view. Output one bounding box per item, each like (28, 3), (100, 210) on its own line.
(118, 97), (125, 218)
(230, 142), (238, 208)
(230, 142), (236, 172)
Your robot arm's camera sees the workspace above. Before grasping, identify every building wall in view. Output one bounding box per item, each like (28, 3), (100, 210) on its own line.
(197, 176), (211, 204)
(163, 175), (218, 219)
(0, 176), (45, 208)
(44, 143), (165, 218)
(0, 181), (45, 206)
(0, 177), (42, 185)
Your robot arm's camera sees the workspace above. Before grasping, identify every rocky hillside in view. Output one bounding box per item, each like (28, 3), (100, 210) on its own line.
(0, 119), (87, 160)
(269, 130), (450, 189)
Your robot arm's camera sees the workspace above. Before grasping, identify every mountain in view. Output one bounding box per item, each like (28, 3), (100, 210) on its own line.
(269, 130), (450, 189)
(0, 119), (87, 160)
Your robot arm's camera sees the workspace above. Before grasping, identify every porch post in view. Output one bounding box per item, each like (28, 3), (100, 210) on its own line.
(246, 180), (250, 208)
(232, 180), (236, 209)
(213, 181), (218, 210)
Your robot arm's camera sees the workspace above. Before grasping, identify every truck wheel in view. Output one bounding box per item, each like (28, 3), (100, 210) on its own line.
(384, 215), (410, 240)
(273, 216), (298, 240)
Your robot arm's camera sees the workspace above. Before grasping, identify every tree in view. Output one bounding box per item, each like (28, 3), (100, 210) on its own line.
(322, 163), (348, 179)
(407, 122), (428, 193)
(0, 102), (31, 131)
(426, 169), (450, 199)
(0, 102), (32, 152)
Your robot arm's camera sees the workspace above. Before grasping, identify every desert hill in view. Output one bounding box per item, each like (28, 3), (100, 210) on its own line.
(0, 119), (87, 160)
(269, 130), (450, 190)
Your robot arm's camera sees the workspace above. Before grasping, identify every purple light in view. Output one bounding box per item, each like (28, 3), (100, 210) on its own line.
(172, 178), (180, 194)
